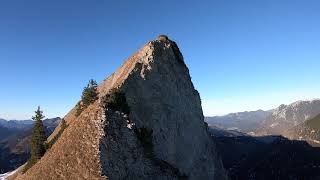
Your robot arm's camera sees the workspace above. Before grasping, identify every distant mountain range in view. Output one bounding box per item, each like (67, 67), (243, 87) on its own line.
(0, 119), (33, 129)
(205, 110), (272, 132)
(206, 99), (320, 146)
(207, 125), (248, 137)
(0, 118), (60, 173)
(256, 99), (320, 135)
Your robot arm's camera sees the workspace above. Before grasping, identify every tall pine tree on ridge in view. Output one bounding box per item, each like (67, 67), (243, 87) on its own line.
(23, 106), (47, 173)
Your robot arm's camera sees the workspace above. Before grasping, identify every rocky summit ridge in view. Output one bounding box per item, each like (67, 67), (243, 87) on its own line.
(9, 36), (226, 180)
(257, 99), (320, 135)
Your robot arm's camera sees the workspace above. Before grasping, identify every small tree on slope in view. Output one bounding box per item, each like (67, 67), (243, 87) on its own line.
(60, 118), (67, 130)
(23, 106), (47, 172)
(76, 79), (98, 116)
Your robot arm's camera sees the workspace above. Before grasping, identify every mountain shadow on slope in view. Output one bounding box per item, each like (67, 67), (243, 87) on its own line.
(212, 132), (320, 180)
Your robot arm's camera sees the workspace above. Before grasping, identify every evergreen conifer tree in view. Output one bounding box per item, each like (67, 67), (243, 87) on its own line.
(30, 106), (47, 159)
(60, 118), (67, 130)
(23, 106), (47, 172)
(76, 79), (98, 116)
(81, 79), (98, 107)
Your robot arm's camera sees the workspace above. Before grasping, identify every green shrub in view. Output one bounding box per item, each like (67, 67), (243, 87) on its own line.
(46, 119), (68, 149)
(75, 102), (83, 117)
(23, 157), (37, 173)
(103, 88), (130, 114)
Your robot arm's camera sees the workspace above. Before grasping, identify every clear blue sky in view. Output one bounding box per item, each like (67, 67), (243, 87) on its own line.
(1, 0), (320, 119)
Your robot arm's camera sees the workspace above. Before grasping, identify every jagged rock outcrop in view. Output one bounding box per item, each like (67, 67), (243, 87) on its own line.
(9, 37), (226, 180)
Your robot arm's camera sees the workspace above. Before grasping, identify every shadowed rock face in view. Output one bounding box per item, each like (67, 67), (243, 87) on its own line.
(10, 37), (226, 180)
(99, 39), (226, 179)
(100, 110), (183, 180)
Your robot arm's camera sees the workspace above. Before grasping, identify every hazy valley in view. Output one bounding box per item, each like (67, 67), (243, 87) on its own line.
(0, 118), (60, 173)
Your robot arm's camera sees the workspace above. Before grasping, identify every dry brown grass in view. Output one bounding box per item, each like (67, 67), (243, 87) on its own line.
(12, 102), (104, 180)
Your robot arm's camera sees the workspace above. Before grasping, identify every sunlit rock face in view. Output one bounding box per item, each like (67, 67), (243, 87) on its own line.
(10, 37), (226, 180)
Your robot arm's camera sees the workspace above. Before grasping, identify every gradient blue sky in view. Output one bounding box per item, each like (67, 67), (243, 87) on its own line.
(1, 0), (320, 119)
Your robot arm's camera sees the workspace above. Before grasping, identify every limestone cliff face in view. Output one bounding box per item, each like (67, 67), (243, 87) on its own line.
(10, 37), (226, 180)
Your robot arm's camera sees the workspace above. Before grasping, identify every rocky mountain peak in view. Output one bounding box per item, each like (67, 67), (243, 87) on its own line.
(257, 99), (320, 135)
(10, 36), (226, 180)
